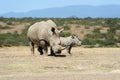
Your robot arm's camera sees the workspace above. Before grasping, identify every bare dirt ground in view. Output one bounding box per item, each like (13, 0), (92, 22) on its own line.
(0, 46), (120, 80)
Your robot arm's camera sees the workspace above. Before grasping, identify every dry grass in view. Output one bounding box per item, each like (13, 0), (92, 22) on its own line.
(0, 46), (120, 80)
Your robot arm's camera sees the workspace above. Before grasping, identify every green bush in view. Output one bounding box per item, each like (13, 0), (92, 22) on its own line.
(93, 28), (100, 33)
(63, 25), (70, 30)
(60, 32), (71, 37)
(0, 26), (11, 29)
(0, 26), (29, 46)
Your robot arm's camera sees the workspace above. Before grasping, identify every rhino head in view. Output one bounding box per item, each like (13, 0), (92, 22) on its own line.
(50, 27), (65, 53)
(71, 35), (82, 46)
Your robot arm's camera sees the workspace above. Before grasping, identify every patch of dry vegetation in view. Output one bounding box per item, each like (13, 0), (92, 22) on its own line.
(0, 17), (120, 47)
(0, 47), (120, 80)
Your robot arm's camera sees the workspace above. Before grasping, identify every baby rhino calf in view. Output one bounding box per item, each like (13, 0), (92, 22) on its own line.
(60, 35), (82, 55)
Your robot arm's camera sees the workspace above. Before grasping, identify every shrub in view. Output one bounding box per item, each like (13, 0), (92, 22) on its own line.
(63, 25), (70, 30)
(93, 28), (100, 33)
(60, 32), (71, 37)
(0, 26), (29, 46)
(0, 26), (11, 29)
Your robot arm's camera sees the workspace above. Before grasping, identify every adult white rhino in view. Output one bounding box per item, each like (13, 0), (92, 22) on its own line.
(27, 20), (64, 56)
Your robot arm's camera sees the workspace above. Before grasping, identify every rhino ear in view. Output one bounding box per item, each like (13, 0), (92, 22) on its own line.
(71, 34), (75, 39)
(51, 27), (55, 34)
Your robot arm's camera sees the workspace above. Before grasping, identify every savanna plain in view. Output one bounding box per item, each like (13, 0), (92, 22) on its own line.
(0, 46), (120, 80)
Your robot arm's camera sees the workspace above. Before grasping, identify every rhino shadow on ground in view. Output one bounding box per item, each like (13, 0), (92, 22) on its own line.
(48, 54), (66, 57)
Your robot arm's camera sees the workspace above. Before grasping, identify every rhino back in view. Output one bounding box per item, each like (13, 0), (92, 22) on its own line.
(60, 37), (71, 46)
(27, 20), (57, 44)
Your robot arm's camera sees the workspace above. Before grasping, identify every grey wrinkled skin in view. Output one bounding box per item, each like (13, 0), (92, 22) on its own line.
(60, 35), (82, 55)
(27, 20), (64, 56)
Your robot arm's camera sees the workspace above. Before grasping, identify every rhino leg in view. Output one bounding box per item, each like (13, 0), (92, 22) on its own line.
(29, 41), (34, 54)
(39, 40), (48, 56)
(38, 46), (43, 55)
(42, 46), (48, 56)
(66, 45), (72, 55)
(50, 47), (56, 56)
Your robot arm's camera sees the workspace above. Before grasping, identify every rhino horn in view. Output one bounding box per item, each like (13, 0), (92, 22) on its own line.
(59, 28), (64, 33)
(60, 47), (66, 50)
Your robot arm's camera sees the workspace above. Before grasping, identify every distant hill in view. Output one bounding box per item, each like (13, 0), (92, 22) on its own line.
(0, 5), (120, 18)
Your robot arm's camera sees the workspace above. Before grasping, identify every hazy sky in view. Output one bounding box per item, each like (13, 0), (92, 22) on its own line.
(0, 0), (120, 14)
